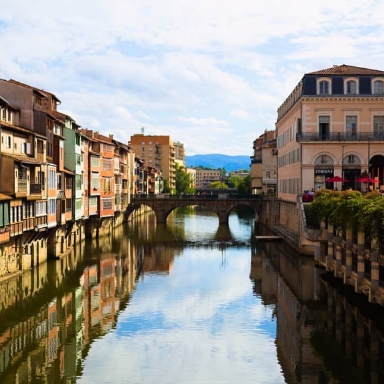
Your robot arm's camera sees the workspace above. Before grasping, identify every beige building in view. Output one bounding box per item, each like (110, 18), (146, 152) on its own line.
(186, 167), (196, 189)
(195, 168), (222, 189)
(251, 130), (277, 195)
(129, 134), (176, 191)
(173, 141), (185, 167)
(276, 64), (384, 203)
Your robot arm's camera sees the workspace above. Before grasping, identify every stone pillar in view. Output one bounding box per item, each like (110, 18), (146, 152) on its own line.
(345, 228), (352, 276)
(327, 224), (334, 271)
(370, 260), (379, 295)
(335, 236), (342, 276)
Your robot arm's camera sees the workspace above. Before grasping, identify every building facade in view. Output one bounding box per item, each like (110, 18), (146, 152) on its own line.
(129, 134), (176, 192)
(276, 64), (384, 203)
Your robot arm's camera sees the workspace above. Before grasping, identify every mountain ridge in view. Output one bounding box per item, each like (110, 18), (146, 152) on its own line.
(185, 154), (250, 172)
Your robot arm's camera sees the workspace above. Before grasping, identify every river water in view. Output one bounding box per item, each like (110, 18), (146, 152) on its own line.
(0, 207), (383, 383)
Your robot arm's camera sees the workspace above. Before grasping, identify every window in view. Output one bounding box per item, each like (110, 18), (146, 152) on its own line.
(102, 159), (112, 171)
(346, 80), (357, 95)
(48, 199), (56, 215)
(23, 201), (34, 218)
(374, 80), (384, 95)
(319, 116), (330, 140)
(91, 174), (100, 189)
(49, 170), (56, 189)
(75, 175), (82, 190)
(6, 136), (11, 149)
(89, 196), (98, 206)
(104, 178), (111, 192)
(76, 154), (81, 165)
(36, 201), (47, 216)
(319, 81), (329, 95)
(38, 171), (45, 190)
(102, 198), (113, 210)
(0, 201), (10, 227)
(66, 199), (72, 212)
(91, 156), (99, 167)
(374, 116), (384, 134)
(346, 116), (357, 135)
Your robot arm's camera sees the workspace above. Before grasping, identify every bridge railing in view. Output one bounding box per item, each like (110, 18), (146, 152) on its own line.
(131, 194), (262, 200)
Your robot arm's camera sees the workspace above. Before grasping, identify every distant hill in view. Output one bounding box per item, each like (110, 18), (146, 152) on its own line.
(185, 154), (250, 172)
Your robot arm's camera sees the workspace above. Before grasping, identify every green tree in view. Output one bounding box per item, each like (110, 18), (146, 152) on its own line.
(175, 163), (195, 194)
(209, 181), (228, 189)
(163, 178), (170, 193)
(227, 175), (242, 188)
(237, 175), (252, 194)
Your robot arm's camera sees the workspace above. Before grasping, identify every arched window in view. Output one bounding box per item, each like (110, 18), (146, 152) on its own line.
(346, 80), (357, 95)
(318, 80), (330, 95)
(373, 80), (384, 95)
(315, 154), (333, 165)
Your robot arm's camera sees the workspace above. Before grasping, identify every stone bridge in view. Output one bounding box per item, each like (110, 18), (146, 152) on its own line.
(129, 194), (262, 224)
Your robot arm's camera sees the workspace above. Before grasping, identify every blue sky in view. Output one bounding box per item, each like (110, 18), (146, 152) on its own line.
(1, 0), (384, 155)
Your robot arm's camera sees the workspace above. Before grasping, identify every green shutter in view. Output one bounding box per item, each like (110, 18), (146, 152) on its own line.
(0, 203), (3, 227)
(4, 202), (10, 226)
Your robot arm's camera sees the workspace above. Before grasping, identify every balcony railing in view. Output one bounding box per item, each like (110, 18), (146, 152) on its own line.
(296, 132), (384, 142)
(18, 179), (28, 192)
(30, 182), (42, 194)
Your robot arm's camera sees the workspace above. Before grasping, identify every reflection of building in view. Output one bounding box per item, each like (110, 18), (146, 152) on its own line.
(0, 229), (139, 383)
(316, 274), (384, 383)
(264, 242), (325, 383)
(141, 244), (174, 274)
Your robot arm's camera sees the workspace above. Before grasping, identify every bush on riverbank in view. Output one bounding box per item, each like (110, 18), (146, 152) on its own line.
(309, 189), (384, 248)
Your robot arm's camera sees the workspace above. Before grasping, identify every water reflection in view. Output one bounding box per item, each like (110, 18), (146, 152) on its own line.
(0, 208), (383, 383)
(256, 234), (384, 384)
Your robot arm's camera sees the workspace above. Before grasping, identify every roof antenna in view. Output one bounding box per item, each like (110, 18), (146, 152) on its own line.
(141, 126), (145, 134)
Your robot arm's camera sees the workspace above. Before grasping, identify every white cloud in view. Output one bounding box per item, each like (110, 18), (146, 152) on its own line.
(1, 0), (384, 155)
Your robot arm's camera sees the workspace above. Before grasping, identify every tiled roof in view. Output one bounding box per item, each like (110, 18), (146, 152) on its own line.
(3, 153), (42, 164)
(307, 64), (384, 76)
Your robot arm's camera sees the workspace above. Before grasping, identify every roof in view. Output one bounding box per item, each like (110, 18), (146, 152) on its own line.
(8, 79), (61, 103)
(2, 153), (42, 165)
(0, 193), (12, 201)
(307, 64), (384, 76)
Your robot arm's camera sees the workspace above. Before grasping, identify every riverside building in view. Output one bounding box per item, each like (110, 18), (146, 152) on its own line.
(269, 64), (384, 305)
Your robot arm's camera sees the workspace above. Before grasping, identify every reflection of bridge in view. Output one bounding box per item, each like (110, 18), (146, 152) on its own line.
(130, 194), (262, 224)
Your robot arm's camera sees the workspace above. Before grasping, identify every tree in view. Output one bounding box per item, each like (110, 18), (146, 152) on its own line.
(227, 175), (242, 188)
(163, 178), (171, 193)
(175, 163), (195, 194)
(237, 175), (251, 194)
(209, 181), (228, 189)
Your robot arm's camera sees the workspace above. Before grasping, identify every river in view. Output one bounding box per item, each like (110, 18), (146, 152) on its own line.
(0, 206), (383, 383)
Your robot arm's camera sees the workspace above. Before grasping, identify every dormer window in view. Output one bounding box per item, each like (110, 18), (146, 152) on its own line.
(373, 80), (384, 95)
(317, 79), (331, 95)
(346, 80), (357, 95)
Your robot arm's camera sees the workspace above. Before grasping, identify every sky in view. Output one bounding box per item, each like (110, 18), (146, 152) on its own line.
(1, 1), (384, 156)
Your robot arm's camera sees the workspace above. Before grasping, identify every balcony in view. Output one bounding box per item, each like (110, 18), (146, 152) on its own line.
(18, 179), (28, 193)
(263, 178), (277, 184)
(296, 132), (384, 142)
(30, 182), (42, 194)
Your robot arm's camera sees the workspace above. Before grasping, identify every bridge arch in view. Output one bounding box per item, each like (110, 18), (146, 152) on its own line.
(128, 195), (262, 225)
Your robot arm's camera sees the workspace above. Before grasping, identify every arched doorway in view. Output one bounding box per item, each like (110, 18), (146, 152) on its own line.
(314, 154), (334, 190)
(343, 154), (361, 190)
(369, 154), (384, 190)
